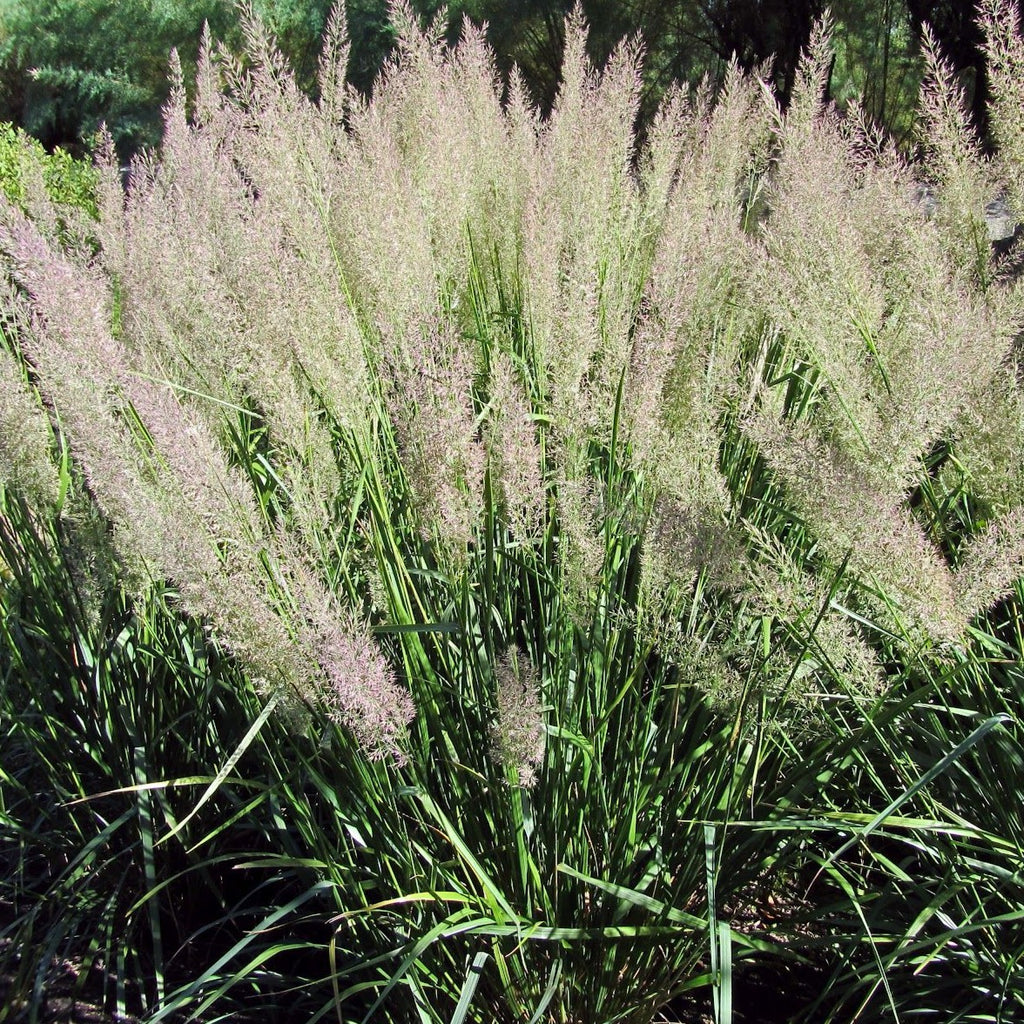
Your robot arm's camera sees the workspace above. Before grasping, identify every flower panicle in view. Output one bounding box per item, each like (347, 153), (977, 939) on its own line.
(490, 648), (545, 788)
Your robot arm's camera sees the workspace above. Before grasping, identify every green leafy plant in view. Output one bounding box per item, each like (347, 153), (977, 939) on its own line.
(0, 119), (97, 214)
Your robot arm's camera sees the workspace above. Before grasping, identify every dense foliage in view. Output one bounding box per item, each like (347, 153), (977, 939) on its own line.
(2, 2), (1024, 1022)
(0, 0), (996, 155)
(0, 119), (98, 213)
(0, 0), (431, 155)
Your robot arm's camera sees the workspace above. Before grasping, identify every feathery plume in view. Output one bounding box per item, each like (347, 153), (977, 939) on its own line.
(743, 529), (884, 698)
(980, 0), (1024, 225)
(490, 648), (545, 788)
(2, 207), (310, 706)
(522, 8), (646, 446)
(954, 506), (1024, 618)
(485, 350), (545, 538)
(285, 547), (413, 759)
(0, 296), (59, 510)
(917, 24), (998, 287)
(390, 316), (486, 550)
(747, 413), (962, 640)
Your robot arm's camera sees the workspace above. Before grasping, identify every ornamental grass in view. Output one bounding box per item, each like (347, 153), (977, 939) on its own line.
(2, 2), (1024, 1021)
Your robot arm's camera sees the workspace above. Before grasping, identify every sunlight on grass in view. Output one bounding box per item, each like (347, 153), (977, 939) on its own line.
(2, 2), (1024, 1021)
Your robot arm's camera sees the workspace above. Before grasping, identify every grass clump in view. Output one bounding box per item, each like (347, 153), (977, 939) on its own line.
(2, 2), (1024, 1021)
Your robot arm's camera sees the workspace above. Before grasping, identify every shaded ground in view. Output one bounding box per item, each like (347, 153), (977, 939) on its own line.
(0, 948), (139, 1023)
(0, 887), (827, 1024)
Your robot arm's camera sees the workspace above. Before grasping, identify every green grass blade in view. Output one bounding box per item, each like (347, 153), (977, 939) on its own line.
(156, 688), (281, 847)
(448, 951), (489, 1024)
